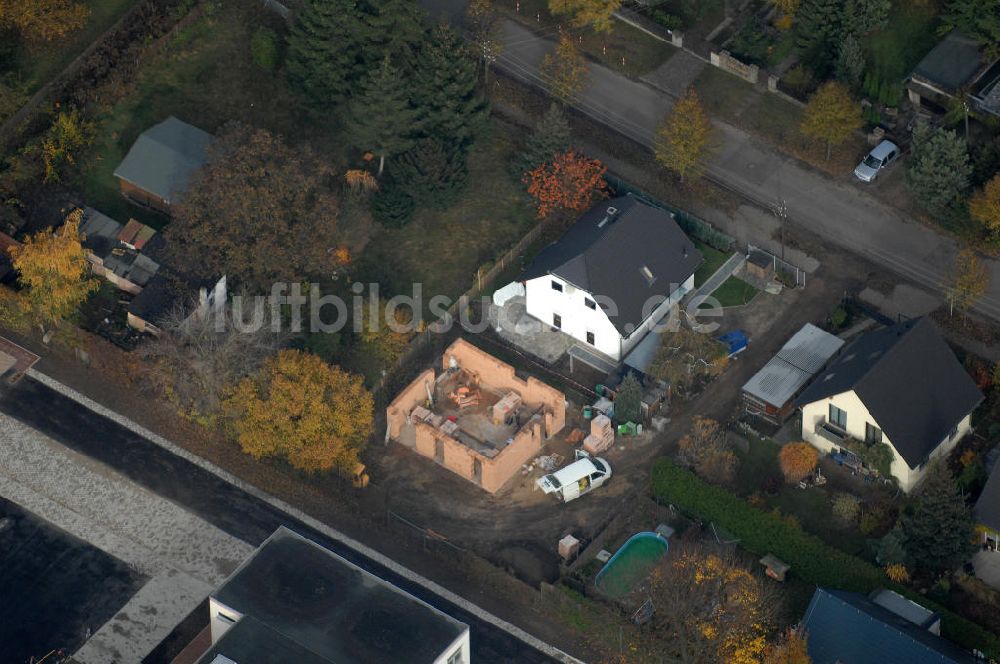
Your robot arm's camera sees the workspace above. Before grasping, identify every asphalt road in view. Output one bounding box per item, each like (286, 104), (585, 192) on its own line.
(0, 377), (561, 664)
(489, 18), (1000, 323)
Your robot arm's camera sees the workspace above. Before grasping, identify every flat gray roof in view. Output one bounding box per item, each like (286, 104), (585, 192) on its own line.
(212, 527), (468, 664)
(742, 323), (844, 408)
(912, 30), (984, 92)
(113, 116), (212, 204)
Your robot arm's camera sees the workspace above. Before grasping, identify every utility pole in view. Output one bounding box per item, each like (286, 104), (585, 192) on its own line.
(770, 198), (788, 261)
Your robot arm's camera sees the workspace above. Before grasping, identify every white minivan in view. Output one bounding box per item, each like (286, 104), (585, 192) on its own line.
(537, 451), (612, 503)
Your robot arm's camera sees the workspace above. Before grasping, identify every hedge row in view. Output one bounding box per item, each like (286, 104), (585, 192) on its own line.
(650, 458), (1000, 659)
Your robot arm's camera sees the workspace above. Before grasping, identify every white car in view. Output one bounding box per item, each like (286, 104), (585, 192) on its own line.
(537, 451), (612, 503)
(854, 139), (900, 182)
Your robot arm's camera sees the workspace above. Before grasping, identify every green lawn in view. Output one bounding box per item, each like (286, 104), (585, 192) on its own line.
(706, 275), (758, 307)
(15, 0), (139, 93)
(503, 0), (677, 78)
(864, 3), (940, 85)
(692, 239), (730, 288)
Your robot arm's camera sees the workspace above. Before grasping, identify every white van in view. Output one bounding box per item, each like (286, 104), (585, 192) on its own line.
(537, 451), (612, 503)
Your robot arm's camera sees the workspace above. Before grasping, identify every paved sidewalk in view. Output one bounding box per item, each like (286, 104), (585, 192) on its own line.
(0, 411), (253, 664)
(493, 18), (1000, 323)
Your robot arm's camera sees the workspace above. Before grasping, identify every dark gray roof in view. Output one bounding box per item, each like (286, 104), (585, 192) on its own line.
(796, 318), (982, 467)
(522, 195), (703, 335)
(212, 527), (467, 664)
(912, 30), (985, 93)
(803, 588), (976, 664)
(113, 116), (212, 204)
(126, 271), (192, 324)
(197, 616), (331, 664)
(975, 464), (1000, 532)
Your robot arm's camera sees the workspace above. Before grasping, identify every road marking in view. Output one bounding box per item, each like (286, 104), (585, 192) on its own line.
(25, 369), (585, 664)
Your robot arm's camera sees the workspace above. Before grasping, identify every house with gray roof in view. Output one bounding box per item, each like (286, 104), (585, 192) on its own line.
(802, 588), (975, 664)
(516, 194), (703, 364)
(199, 527), (470, 664)
(907, 30), (1000, 118)
(113, 116), (213, 215)
(741, 323), (844, 424)
(797, 317), (982, 492)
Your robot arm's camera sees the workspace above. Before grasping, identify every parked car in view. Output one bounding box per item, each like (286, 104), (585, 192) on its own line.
(854, 140), (900, 182)
(537, 451), (612, 503)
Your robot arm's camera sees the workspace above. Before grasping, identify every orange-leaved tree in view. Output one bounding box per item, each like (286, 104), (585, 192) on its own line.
(970, 173), (1000, 247)
(549, 0), (622, 33)
(9, 208), (98, 326)
(779, 442), (818, 483)
(224, 349), (374, 473)
(523, 149), (608, 220)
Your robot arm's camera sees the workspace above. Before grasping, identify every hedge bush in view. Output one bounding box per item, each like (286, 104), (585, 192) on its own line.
(650, 458), (1000, 658)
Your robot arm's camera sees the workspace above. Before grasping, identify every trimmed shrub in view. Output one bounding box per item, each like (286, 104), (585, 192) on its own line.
(370, 183), (415, 227)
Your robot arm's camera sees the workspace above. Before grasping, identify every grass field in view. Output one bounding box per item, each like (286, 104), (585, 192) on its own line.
(707, 276), (758, 307)
(864, 3), (940, 85)
(15, 0), (139, 93)
(692, 240), (730, 287)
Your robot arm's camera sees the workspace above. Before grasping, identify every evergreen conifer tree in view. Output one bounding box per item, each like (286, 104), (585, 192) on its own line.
(903, 463), (977, 572)
(347, 56), (421, 177)
(285, 0), (365, 107)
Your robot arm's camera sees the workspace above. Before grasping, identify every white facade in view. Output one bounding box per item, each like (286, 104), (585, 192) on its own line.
(524, 273), (695, 362)
(801, 390), (972, 493)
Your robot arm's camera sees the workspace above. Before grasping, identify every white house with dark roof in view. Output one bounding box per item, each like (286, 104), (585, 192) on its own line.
(797, 317), (982, 493)
(518, 195), (703, 363)
(975, 464), (1000, 552)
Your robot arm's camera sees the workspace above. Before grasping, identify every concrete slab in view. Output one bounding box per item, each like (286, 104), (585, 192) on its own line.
(973, 550), (1000, 590)
(489, 297), (574, 363)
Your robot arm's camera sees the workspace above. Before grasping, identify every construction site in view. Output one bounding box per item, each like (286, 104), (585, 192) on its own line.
(385, 338), (568, 494)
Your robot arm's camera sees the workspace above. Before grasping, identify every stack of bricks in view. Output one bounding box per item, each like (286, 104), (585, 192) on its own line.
(583, 414), (614, 454)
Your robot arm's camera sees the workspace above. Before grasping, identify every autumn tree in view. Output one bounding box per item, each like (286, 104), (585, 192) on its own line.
(224, 350), (374, 473)
(902, 462), (977, 572)
(140, 300), (288, 422)
(513, 103), (572, 178)
(541, 30), (588, 102)
(549, 0), (622, 33)
(411, 23), (488, 150)
(770, 0), (799, 30)
(655, 89), (713, 183)
(347, 56), (421, 177)
(779, 442), (818, 483)
(945, 247), (989, 317)
(38, 108), (93, 183)
(765, 629), (811, 664)
(0, 0), (88, 42)
(677, 416), (738, 484)
(164, 123), (343, 292)
(286, 0), (366, 107)
(970, 174), (1000, 246)
(9, 209), (98, 326)
(648, 320), (728, 397)
(800, 82), (862, 160)
(647, 542), (778, 663)
(523, 149), (607, 220)
(908, 122), (972, 216)
(354, 295), (414, 372)
(465, 0), (504, 80)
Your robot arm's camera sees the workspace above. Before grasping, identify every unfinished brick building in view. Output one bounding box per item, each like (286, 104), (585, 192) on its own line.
(386, 338), (567, 493)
